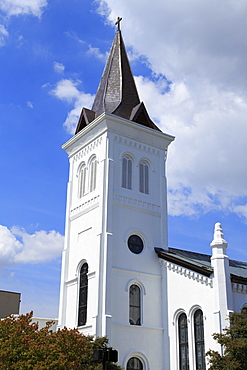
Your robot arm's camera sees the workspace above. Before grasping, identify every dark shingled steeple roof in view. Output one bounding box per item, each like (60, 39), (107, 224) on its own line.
(75, 30), (161, 134)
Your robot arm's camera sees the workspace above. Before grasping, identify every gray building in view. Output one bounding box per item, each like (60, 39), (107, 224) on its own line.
(0, 290), (21, 318)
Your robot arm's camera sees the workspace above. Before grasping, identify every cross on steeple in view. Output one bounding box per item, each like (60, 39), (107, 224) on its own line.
(115, 17), (122, 31)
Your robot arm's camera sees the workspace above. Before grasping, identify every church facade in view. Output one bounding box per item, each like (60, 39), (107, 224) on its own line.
(58, 27), (247, 370)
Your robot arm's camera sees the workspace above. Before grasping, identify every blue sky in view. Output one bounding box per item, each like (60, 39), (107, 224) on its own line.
(1, 0), (247, 318)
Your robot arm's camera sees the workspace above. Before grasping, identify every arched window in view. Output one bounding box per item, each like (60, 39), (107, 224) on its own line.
(241, 306), (247, 318)
(78, 263), (88, 327)
(178, 313), (189, 370)
(139, 161), (149, 194)
(129, 284), (141, 325)
(78, 163), (86, 198)
(194, 309), (206, 370)
(89, 156), (97, 192)
(122, 155), (132, 190)
(127, 357), (143, 370)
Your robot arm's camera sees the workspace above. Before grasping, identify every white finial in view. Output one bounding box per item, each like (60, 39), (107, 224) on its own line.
(210, 222), (228, 247)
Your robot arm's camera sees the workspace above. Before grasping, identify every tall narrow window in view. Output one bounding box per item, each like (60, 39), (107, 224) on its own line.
(122, 155), (132, 189)
(139, 161), (149, 194)
(127, 357), (143, 370)
(89, 157), (97, 192)
(178, 313), (189, 370)
(78, 164), (86, 198)
(129, 284), (141, 325)
(194, 309), (206, 370)
(78, 263), (88, 327)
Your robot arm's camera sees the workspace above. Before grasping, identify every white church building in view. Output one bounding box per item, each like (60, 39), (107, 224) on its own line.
(58, 25), (247, 370)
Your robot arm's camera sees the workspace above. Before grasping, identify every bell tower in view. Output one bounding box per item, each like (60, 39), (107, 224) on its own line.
(58, 24), (174, 368)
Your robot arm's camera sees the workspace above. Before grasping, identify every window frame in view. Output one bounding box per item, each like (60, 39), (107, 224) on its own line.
(241, 305), (247, 318)
(78, 162), (87, 198)
(139, 160), (149, 194)
(122, 155), (133, 190)
(178, 312), (189, 370)
(129, 284), (141, 326)
(126, 357), (143, 370)
(128, 235), (144, 255)
(88, 155), (97, 193)
(78, 262), (88, 327)
(193, 309), (206, 370)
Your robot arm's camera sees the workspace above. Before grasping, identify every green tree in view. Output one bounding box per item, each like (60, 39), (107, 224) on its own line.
(206, 312), (247, 370)
(0, 312), (122, 369)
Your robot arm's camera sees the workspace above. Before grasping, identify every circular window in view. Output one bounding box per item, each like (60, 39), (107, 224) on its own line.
(128, 235), (144, 254)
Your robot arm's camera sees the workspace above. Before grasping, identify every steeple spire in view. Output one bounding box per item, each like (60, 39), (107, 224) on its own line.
(91, 28), (140, 120)
(75, 22), (160, 134)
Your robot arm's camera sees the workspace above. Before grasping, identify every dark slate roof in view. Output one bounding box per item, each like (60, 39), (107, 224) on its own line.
(155, 247), (213, 277)
(155, 247), (247, 283)
(229, 259), (247, 283)
(75, 30), (161, 134)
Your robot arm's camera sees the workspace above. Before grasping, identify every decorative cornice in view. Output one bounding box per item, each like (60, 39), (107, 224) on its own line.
(232, 282), (247, 294)
(113, 193), (161, 216)
(73, 137), (103, 162)
(165, 261), (213, 287)
(70, 195), (100, 219)
(114, 135), (160, 156)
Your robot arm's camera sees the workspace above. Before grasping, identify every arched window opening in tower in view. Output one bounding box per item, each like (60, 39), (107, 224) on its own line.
(122, 155), (133, 190)
(139, 160), (149, 194)
(194, 309), (206, 369)
(89, 156), (97, 192)
(126, 357), (143, 370)
(78, 263), (88, 327)
(78, 163), (86, 198)
(178, 312), (189, 370)
(129, 284), (141, 325)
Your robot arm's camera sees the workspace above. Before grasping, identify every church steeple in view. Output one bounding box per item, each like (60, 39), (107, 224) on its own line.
(59, 19), (175, 366)
(75, 23), (160, 134)
(91, 29), (140, 120)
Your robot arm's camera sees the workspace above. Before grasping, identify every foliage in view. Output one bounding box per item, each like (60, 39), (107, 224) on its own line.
(206, 312), (247, 370)
(0, 312), (122, 369)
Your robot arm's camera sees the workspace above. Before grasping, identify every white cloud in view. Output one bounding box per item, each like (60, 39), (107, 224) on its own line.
(53, 61), (65, 74)
(86, 45), (108, 62)
(0, 225), (22, 266)
(96, 0), (247, 92)
(135, 75), (247, 216)
(0, 24), (9, 46)
(93, 0), (247, 219)
(50, 79), (81, 103)
(0, 0), (47, 17)
(0, 225), (64, 266)
(50, 79), (94, 134)
(27, 101), (33, 108)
